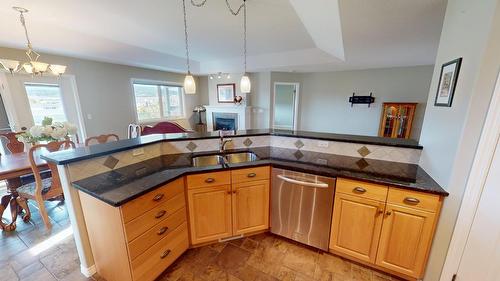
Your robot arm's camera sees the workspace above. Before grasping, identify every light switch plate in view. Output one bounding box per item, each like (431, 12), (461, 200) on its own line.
(317, 141), (329, 148)
(132, 148), (144, 156)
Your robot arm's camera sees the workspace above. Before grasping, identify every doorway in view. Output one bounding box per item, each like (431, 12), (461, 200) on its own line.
(272, 82), (299, 130)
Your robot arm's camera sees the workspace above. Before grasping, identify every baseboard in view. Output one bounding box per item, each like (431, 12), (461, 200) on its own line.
(81, 264), (97, 278)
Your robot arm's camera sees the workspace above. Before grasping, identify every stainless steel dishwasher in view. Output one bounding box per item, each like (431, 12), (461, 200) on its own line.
(271, 168), (335, 251)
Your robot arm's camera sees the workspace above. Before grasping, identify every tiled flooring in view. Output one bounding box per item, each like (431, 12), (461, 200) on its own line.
(158, 234), (403, 281)
(1, 186), (402, 281)
(0, 188), (92, 281)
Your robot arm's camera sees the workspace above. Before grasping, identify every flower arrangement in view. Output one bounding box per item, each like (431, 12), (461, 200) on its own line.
(17, 117), (78, 144)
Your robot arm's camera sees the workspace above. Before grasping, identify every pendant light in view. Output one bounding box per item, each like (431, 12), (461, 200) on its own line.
(0, 7), (67, 76)
(240, 0), (251, 93)
(182, 0), (196, 94)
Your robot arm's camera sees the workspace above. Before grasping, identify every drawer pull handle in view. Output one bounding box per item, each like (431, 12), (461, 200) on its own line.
(247, 173), (257, 178)
(155, 210), (167, 219)
(205, 178), (215, 183)
(353, 187), (366, 194)
(160, 249), (171, 259)
(157, 226), (169, 235)
(152, 194), (164, 201)
(404, 197), (420, 204)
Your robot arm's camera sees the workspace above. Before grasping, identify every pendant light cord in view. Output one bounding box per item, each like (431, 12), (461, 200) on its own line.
(243, 0), (247, 73)
(182, 0), (191, 74)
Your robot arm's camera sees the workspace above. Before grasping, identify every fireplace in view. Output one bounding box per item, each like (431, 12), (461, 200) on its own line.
(213, 112), (238, 131)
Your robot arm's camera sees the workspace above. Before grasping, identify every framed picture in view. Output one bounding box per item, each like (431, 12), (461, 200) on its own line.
(217, 83), (236, 103)
(435, 58), (462, 107)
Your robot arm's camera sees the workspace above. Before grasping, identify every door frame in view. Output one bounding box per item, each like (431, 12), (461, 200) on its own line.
(440, 71), (500, 280)
(272, 82), (299, 130)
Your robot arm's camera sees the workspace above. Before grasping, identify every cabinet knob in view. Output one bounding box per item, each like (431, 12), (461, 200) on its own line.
(247, 173), (257, 178)
(353, 187), (366, 194)
(377, 209), (384, 215)
(155, 210), (167, 219)
(160, 249), (171, 259)
(404, 197), (420, 204)
(157, 226), (169, 235)
(152, 194), (164, 201)
(205, 178), (215, 183)
(233, 190), (237, 194)
(227, 191), (232, 195)
(386, 211), (392, 216)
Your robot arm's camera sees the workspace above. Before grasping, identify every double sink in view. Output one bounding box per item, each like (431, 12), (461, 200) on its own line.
(192, 152), (258, 167)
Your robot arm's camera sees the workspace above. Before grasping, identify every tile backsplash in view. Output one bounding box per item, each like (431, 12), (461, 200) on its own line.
(67, 135), (421, 181)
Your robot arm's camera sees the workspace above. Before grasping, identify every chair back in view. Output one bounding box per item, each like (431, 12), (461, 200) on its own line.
(85, 134), (120, 146)
(128, 124), (142, 138)
(0, 132), (25, 154)
(29, 140), (75, 197)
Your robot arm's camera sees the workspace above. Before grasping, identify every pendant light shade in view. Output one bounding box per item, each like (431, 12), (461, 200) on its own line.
(240, 75), (251, 93)
(49, 64), (67, 76)
(0, 59), (20, 73)
(184, 73), (196, 94)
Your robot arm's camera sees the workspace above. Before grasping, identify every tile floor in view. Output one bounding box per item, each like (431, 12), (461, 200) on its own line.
(159, 233), (404, 281)
(1, 187), (402, 281)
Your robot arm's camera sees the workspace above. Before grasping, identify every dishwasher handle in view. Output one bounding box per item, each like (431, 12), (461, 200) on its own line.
(277, 174), (329, 188)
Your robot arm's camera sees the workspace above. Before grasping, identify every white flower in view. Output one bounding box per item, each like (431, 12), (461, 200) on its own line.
(42, 125), (53, 137)
(29, 125), (44, 138)
(51, 126), (68, 139)
(63, 122), (77, 135)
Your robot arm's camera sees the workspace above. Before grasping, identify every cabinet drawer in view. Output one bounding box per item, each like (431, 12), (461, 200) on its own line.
(336, 178), (388, 202)
(125, 192), (185, 242)
(387, 188), (441, 212)
(231, 166), (270, 184)
(121, 178), (184, 223)
(128, 207), (186, 261)
(132, 222), (189, 281)
(187, 171), (230, 189)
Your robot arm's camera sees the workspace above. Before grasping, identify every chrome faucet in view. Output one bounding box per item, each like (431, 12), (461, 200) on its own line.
(219, 131), (232, 153)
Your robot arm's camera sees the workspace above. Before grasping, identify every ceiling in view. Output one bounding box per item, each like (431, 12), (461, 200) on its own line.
(0, 0), (447, 74)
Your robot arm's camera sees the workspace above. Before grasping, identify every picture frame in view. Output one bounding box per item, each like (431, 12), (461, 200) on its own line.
(217, 83), (236, 103)
(435, 58), (462, 107)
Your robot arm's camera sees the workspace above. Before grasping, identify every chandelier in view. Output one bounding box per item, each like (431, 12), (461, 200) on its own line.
(0, 7), (67, 76)
(182, 0), (251, 94)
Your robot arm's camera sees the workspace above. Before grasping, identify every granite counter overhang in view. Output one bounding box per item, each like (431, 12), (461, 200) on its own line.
(41, 129), (423, 165)
(71, 147), (448, 207)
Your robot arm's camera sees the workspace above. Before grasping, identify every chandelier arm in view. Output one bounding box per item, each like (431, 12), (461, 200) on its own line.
(182, 0), (191, 73)
(225, 0), (245, 16)
(190, 0), (208, 7)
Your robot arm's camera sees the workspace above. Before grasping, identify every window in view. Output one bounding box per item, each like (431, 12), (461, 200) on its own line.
(25, 83), (67, 125)
(133, 82), (184, 122)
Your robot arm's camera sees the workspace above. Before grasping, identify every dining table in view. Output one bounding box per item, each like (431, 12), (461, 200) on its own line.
(0, 150), (49, 231)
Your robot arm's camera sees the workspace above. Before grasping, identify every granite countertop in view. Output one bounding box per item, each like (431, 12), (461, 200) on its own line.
(72, 147), (448, 207)
(42, 129), (423, 165)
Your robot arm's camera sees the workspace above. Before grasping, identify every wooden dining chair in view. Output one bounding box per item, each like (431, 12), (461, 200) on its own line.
(0, 132), (25, 154)
(17, 140), (76, 228)
(84, 134), (120, 146)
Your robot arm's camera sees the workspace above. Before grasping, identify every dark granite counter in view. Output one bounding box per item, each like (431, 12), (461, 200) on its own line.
(42, 129), (423, 165)
(72, 147), (447, 207)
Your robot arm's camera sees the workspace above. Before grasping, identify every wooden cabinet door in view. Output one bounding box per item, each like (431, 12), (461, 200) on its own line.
(376, 203), (436, 278)
(330, 193), (385, 263)
(232, 179), (270, 235)
(187, 185), (233, 244)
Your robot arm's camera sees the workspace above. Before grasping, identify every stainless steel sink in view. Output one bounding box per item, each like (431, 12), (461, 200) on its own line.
(192, 155), (224, 167)
(224, 152), (258, 164)
(191, 152), (258, 167)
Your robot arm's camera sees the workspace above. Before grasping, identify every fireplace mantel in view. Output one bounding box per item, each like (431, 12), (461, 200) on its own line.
(204, 105), (252, 131)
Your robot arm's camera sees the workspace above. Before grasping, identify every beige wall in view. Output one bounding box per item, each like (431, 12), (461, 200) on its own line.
(0, 47), (203, 139)
(418, 0), (500, 280)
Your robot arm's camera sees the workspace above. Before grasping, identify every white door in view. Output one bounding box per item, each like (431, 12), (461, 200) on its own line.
(273, 83), (299, 130)
(455, 135), (500, 281)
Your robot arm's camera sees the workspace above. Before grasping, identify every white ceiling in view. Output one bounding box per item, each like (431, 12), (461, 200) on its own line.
(0, 0), (446, 74)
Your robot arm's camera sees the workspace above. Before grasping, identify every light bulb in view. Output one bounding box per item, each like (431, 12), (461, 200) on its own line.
(227, 74), (231, 79)
(49, 64), (67, 76)
(217, 74), (222, 79)
(240, 75), (251, 93)
(184, 74), (196, 94)
(209, 75), (213, 80)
